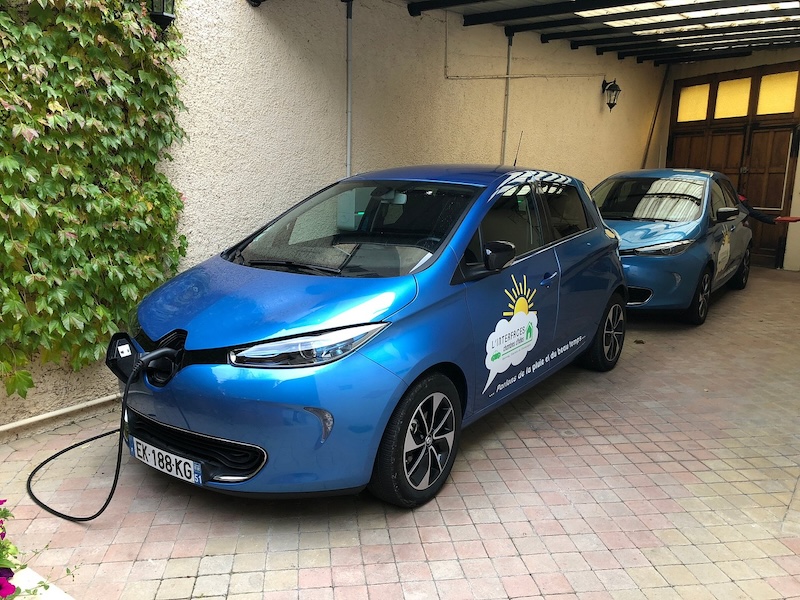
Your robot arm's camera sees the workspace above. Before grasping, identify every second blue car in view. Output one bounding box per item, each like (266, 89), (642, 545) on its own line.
(592, 168), (753, 325)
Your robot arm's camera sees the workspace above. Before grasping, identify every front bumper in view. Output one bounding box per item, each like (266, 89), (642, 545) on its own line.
(620, 252), (706, 311)
(123, 352), (407, 495)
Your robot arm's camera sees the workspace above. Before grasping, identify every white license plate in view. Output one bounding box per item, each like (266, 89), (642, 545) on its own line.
(129, 436), (202, 485)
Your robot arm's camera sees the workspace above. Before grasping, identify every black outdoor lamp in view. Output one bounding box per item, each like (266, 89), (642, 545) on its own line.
(602, 79), (621, 111)
(148, 0), (176, 29)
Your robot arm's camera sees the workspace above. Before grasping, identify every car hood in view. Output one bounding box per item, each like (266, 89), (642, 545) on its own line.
(605, 219), (701, 251)
(137, 254), (418, 350)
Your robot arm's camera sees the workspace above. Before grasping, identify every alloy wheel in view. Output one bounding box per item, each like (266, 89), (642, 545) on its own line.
(741, 249), (751, 286)
(602, 303), (625, 362)
(697, 272), (711, 320)
(403, 391), (456, 491)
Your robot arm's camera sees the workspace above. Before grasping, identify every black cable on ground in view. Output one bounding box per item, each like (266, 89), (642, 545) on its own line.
(25, 369), (135, 522)
(25, 347), (177, 522)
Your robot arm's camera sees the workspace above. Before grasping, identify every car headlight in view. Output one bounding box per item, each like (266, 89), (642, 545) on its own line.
(229, 323), (387, 368)
(633, 240), (693, 256)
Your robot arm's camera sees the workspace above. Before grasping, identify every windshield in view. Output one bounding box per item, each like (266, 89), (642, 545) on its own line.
(593, 176), (705, 223)
(227, 180), (480, 278)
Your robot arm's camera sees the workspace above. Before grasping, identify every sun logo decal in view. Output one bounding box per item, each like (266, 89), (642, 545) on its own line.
(503, 274), (536, 318)
(483, 274), (540, 393)
(718, 229), (731, 272)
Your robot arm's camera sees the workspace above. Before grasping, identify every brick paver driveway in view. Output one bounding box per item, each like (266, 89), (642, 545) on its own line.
(2, 266), (799, 599)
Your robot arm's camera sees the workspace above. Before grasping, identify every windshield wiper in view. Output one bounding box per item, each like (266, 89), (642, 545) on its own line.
(603, 215), (649, 221)
(245, 259), (342, 275)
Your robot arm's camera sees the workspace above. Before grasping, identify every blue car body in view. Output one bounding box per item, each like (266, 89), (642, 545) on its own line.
(116, 165), (626, 504)
(592, 169), (752, 319)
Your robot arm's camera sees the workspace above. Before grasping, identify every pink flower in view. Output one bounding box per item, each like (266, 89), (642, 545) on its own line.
(0, 500), (5, 506)
(0, 576), (16, 599)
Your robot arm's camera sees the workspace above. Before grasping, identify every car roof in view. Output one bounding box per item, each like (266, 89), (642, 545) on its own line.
(605, 168), (720, 181)
(346, 164), (577, 187)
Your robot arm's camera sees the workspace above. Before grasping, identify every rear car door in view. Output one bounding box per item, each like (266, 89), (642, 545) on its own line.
(536, 182), (615, 362)
(717, 176), (750, 271)
(709, 179), (741, 283)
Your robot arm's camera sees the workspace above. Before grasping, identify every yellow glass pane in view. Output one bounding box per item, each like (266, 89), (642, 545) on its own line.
(677, 84), (710, 122)
(714, 78), (750, 119)
(757, 71), (798, 115)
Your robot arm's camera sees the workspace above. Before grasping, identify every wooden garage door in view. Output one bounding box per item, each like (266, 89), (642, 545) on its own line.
(668, 63), (800, 265)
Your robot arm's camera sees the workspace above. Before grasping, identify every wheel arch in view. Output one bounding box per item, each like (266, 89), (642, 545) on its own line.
(414, 362), (468, 420)
(369, 361), (469, 475)
(367, 362), (467, 507)
(614, 283), (628, 305)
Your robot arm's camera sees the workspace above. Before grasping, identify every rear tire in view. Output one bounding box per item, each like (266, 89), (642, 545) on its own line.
(368, 373), (461, 508)
(579, 293), (625, 372)
(728, 247), (751, 290)
(685, 267), (712, 326)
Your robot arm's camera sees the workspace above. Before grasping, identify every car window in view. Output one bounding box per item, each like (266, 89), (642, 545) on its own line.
(464, 184), (544, 265)
(718, 178), (739, 208)
(593, 176), (704, 223)
(537, 183), (590, 240)
(233, 181), (480, 277)
(710, 181), (729, 217)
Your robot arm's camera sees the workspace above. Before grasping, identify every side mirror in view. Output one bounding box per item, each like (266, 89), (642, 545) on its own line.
(716, 207), (739, 223)
(484, 241), (516, 271)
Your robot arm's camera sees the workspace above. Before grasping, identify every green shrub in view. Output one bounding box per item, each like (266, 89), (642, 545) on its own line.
(0, 0), (187, 398)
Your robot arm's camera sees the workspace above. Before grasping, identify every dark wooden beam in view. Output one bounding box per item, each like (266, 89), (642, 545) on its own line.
(464, 0), (636, 27)
(505, 0), (782, 34)
(590, 22), (800, 52)
(407, 0), (491, 17)
(615, 31), (800, 58)
(650, 49), (753, 65)
(540, 8), (799, 43)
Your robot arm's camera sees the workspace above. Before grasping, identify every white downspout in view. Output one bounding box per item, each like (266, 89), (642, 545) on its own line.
(345, 0), (353, 177)
(500, 33), (513, 165)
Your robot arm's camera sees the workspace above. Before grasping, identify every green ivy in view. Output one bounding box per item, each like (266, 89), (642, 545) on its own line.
(0, 0), (187, 398)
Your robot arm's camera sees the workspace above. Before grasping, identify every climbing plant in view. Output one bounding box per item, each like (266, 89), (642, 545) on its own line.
(0, 0), (187, 398)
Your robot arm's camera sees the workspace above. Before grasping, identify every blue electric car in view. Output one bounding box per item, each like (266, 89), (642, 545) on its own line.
(108, 165), (626, 507)
(592, 169), (752, 326)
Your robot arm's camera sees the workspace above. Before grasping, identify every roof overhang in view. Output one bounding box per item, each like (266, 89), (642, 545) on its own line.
(406, 1), (800, 65)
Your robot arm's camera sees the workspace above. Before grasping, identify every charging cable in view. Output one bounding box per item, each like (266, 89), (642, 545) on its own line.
(26, 347), (178, 522)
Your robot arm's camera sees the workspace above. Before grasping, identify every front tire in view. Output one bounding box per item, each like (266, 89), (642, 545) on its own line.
(728, 247), (751, 290)
(368, 373), (462, 508)
(685, 266), (712, 325)
(579, 293), (625, 372)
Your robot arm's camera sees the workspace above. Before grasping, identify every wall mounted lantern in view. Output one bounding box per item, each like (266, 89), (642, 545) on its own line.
(148, 0), (176, 29)
(602, 79), (621, 111)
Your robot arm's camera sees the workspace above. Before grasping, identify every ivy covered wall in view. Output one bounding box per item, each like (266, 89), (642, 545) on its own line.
(0, 0), (187, 405)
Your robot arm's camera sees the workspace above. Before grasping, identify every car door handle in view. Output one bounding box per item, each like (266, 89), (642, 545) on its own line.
(540, 272), (558, 286)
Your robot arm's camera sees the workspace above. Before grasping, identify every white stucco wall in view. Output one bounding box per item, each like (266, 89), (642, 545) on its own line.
(160, 0), (348, 267)
(164, 0), (669, 268)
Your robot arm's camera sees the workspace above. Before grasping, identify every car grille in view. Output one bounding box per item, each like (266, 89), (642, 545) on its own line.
(627, 287), (653, 306)
(126, 409), (267, 483)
